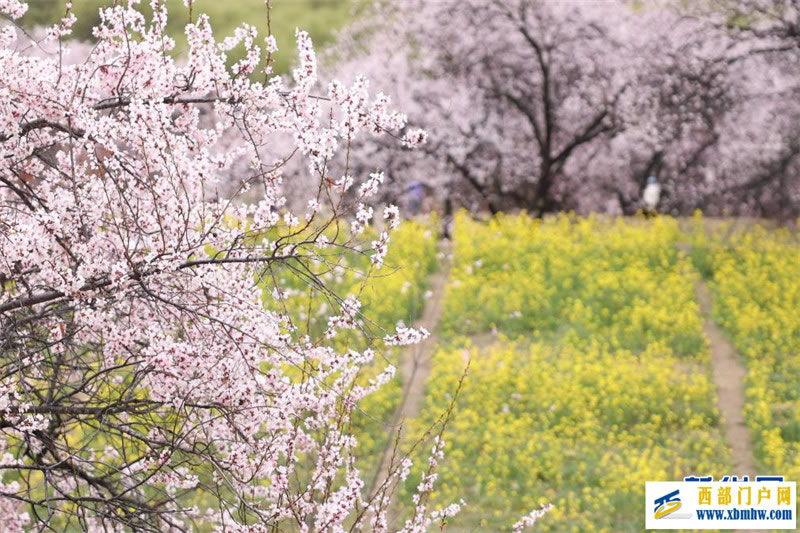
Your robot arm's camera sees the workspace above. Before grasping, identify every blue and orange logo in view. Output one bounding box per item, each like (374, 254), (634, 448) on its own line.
(654, 489), (682, 519)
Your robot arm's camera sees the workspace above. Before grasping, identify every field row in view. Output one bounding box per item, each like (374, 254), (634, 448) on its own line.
(691, 218), (800, 484)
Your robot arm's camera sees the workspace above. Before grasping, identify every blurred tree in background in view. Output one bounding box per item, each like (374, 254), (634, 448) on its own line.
(324, 0), (800, 219)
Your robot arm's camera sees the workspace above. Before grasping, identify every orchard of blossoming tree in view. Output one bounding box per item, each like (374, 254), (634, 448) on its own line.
(329, 0), (800, 218)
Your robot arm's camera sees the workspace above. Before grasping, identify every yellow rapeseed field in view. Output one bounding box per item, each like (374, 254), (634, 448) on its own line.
(402, 213), (730, 532)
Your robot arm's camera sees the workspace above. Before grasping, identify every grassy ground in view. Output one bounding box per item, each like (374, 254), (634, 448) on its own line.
(20, 0), (363, 73)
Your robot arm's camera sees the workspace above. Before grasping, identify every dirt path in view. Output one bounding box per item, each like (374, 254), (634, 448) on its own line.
(694, 279), (757, 479)
(368, 242), (451, 501)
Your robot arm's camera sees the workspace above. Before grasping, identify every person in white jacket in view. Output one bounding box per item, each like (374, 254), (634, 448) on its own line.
(643, 176), (661, 215)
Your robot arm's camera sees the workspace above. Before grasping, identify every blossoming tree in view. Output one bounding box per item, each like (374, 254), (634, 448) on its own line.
(331, 0), (643, 215)
(0, 0), (483, 530)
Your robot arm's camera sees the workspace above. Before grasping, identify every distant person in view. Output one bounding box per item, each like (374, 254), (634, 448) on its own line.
(407, 181), (424, 216)
(442, 197), (453, 239)
(643, 176), (661, 216)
